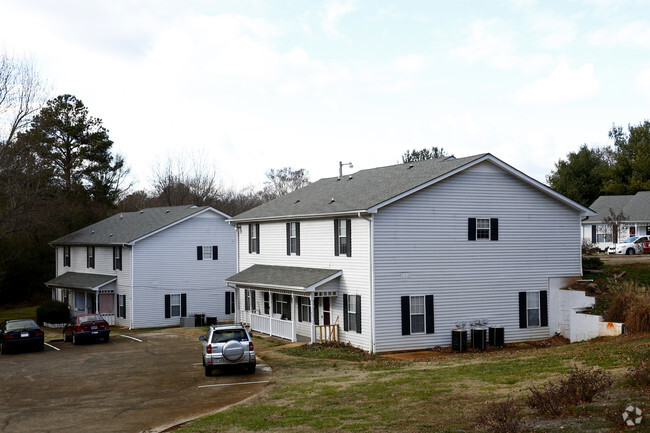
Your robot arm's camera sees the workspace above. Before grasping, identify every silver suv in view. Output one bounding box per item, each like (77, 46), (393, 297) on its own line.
(200, 324), (256, 376)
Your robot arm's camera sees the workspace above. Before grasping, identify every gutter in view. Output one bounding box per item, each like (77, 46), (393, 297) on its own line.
(228, 210), (375, 224)
(358, 211), (376, 354)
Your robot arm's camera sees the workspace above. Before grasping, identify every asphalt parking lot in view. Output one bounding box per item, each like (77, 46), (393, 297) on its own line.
(0, 329), (271, 433)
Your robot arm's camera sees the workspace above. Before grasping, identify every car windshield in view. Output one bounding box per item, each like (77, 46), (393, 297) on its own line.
(621, 237), (639, 243)
(211, 329), (247, 343)
(79, 315), (104, 323)
(6, 319), (39, 331)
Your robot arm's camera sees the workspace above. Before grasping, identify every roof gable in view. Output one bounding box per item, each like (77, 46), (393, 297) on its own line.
(230, 153), (593, 222)
(51, 205), (231, 246)
(585, 191), (650, 223)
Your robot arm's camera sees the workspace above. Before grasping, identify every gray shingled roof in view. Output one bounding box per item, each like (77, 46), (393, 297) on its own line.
(230, 154), (488, 221)
(45, 272), (116, 290)
(51, 205), (227, 246)
(584, 192), (650, 223)
(225, 265), (342, 291)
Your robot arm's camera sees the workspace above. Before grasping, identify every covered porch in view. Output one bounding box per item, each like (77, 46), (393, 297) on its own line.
(45, 272), (117, 325)
(226, 264), (342, 343)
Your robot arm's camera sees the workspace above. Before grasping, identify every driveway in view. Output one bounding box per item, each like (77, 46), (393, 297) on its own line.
(0, 329), (271, 433)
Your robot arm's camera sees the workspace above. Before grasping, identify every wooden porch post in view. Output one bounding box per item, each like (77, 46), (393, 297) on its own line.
(95, 292), (99, 314)
(310, 293), (315, 344)
(234, 287), (240, 324)
(269, 290), (273, 337)
(291, 293), (296, 342)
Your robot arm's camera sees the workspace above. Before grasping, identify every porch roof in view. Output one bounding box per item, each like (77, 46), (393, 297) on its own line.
(225, 265), (342, 293)
(45, 272), (117, 291)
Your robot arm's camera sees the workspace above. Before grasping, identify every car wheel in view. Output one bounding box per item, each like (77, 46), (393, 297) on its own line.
(0, 341), (6, 354)
(62, 330), (68, 342)
(103, 335), (109, 343)
(627, 248), (636, 255)
(247, 362), (256, 374)
(204, 366), (212, 377)
(72, 333), (79, 345)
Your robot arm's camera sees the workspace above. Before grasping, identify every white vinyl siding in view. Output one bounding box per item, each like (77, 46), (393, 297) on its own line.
(131, 211), (236, 328)
(238, 217), (372, 351)
(373, 161), (582, 352)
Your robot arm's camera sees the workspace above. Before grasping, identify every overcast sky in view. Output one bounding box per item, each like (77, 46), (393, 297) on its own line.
(2, 0), (649, 192)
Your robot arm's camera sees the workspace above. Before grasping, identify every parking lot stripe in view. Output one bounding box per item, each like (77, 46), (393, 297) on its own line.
(44, 342), (60, 351)
(198, 380), (270, 389)
(121, 335), (143, 342)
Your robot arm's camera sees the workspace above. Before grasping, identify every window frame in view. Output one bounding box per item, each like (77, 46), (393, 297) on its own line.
(113, 246), (122, 271)
(249, 223), (259, 254)
(290, 222), (298, 254)
(202, 246), (212, 260)
(86, 246), (95, 268)
(409, 295), (426, 334)
(170, 294), (182, 317)
(299, 297), (311, 323)
(63, 246), (71, 267)
(334, 219), (352, 257)
(348, 295), (357, 333)
(526, 291), (540, 328)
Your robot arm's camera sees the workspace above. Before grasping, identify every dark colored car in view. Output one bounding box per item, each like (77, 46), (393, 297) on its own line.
(0, 319), (45, 354)
(63, 314), (110, 344)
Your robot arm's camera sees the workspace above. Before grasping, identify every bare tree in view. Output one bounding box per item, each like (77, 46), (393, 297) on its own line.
(150, 151), (224, 207)
(602, 208), (628, 244)
(261, 167), (310, 200)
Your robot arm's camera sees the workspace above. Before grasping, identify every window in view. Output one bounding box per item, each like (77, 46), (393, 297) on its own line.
(401, 295), (435, 335)
(273, 294), (291, 320)
(170, 294), (181, 317)
(263, 292), (270, 314)
(118, 295), (126, 319)
(197, 246), (218, 260)
(244, 289), (256, 311)
(63, 246), (71, 267)
(86, 246), (95, 268)
(410, 296), (425, 333)
(249, 223), (260, 254)
(225, 292), (235, 315)
(468, 218), (498, 241)
(344, 294), (361, 333)
(596, 233), (612, 243)
(113, 246), (122, 270)
(298, 297), (311, 322)
(286, 222), (300, 255)
(164, 293), (186, 318)
(519, 291), (548, 328)
(74, 292), (86, 311)
(630, 227), (636, 236)
(334, 219), (352, 257)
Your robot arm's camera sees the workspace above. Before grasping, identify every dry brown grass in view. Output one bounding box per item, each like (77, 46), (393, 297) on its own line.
(605, 280), (650, 332)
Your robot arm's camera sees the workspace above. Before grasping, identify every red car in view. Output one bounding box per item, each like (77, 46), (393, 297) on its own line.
(63, 314), (110, 345)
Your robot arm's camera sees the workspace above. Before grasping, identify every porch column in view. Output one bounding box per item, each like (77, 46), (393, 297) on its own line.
(269, 290), (273, 337)
(234, 287), (240, 324)
(310, 293), (315, 344)
(95, 292), (99, 314)
(291, 293), (296, 342)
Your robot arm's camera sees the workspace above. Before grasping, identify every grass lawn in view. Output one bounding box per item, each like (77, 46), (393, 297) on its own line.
(0, 304), (38, 323)
(176, 333), (650, 433)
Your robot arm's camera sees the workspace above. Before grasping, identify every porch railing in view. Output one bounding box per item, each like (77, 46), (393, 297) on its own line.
(100, 313), (115, 326)
(251, 313), (294, 341)
(315, 324), (339, 343)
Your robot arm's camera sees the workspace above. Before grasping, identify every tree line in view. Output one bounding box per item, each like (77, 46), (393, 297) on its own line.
(0, 53), (309, 305)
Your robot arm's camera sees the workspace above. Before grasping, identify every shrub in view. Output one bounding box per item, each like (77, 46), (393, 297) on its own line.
(627, 354), (650, 388)
(36, 299), (70, 325)
(526, 366), (613, 416)
(582, 256), (603, 270)
(605, 281), (650, 331)
(582, 239), (600, 255)
(475, 398), (529, 433)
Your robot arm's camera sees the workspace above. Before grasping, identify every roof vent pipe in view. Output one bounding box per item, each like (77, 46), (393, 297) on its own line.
(338, 161), (353, 180)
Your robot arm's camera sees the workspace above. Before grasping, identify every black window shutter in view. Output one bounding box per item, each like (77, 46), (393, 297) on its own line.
(425, 295), (435, 334)
(123, 295), (127, 319)
(343, 295), (349, 331)
(540, 290), (548, 327)
(285, 294), (291, 320)
(245, 290), (250, 311)
(197, 246), (203, 260)
(297, 298), (303, 322)
(591, 225), (597, 243)
(212, 245), (218, 260)
(251, 291), (256, 311)
(181, 293), (187, 317)
(296, 222), (301, 256)
(225, 292), (231, 315)
(314, 299), (319, 325)
(117, 247), (122, 270)
(248, 225), (253, 254)
(490, 218), (499, 241)
(112, 247), (116, 270)
(346, 219), (352, 257)
(519, 292), (527, 328)
(355, 295), (361, 333)
(401, 296), (410, 335)
(165, 294), (171, 319)
(468, 218), (476, 241)
(334, 219), (339, 256)
(286, 223), (291, 255)
(255, 224), (260, 253)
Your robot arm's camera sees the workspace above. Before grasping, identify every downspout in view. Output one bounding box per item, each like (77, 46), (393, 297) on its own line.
(130, 244), (134, 330)
(358, 211), (375, 354)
